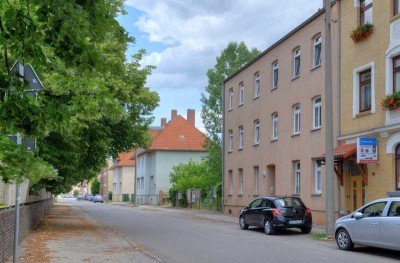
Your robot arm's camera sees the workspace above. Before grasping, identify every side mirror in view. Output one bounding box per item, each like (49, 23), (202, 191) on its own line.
(353, 212), (363, 219)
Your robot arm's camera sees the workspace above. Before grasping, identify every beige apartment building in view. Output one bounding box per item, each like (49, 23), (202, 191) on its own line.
(339, 0), (400, 214)
(223, 2), (340, 226)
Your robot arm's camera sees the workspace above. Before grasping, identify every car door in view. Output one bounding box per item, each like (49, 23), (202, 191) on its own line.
(379, 201), (400, 250)
(245, 199), (263, 225)
(349, 201), (387, 246)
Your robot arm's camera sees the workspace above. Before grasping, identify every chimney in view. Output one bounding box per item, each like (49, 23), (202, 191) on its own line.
(171, 109), (177, 120)
(187, 109), (195, 126)
(161, 118), (166, 127)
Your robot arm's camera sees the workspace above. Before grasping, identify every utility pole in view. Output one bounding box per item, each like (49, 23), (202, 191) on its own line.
(324, 0), (335, 237)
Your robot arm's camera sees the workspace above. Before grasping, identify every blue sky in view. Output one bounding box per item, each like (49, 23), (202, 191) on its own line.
(119, 1), (323, 132)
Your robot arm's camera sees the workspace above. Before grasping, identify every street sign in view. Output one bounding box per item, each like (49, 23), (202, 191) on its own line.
(10, 61), (44, 91)
(357, 137), (378, 164)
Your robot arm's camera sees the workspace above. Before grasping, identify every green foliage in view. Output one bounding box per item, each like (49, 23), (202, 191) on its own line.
(73, 189), (79, 197)
(91, 178), (100, 195)
(200, 42), (260, 187)
(0, 1), (159, 194)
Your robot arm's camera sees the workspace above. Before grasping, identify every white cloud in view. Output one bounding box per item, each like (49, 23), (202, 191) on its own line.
(125, 0), (323, 129)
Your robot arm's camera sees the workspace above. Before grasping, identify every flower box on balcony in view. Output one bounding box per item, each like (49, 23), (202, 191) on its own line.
(382, 91), (400, 111)
(350, 23), (374, 43)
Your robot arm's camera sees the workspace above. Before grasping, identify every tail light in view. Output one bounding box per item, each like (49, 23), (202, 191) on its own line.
(272, 209), (283, 216)
(305, 208), (312, 216)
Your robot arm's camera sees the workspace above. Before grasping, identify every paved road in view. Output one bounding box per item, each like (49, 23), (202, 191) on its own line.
(71, 200), (400, 263)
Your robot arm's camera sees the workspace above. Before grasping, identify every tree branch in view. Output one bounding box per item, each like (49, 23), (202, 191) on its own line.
(0, 15), (10, 76)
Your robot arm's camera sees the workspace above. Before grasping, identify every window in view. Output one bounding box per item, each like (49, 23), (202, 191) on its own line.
(136, 178), (140, 190)
(395, 0), (400, 16)
(353, 62), (375, 117)
(293, 105), (301, 134)
(239, 82), (244, 105)
(250, 198), (263, 208)
(239, 169), (244, 194)
(388, 201), (400, 216)
(360, 201), (387, 218)
(314, 161), (322, 194)
(273, 62), (279, 88)
(294, 48), (301, 78)
(254, 73), (260, 98)
(272, 113), (278, 140)
(140, 177), (144, 189)
(393, 56), (400, 92)
(254, 120), (260, 145)
(360, 0), (373, 25)
(228, 129), (233, 152)
(313, 35), (322, 67)
(229, 88), (233, 110)
(359, 69), (372, 112)
(254, 166), (259, 195)
(294, 162), (301, 194)
(313, 97), (322, 129)
(229, 170), (233, 194)
(396, 144), (400, 190)
(239, 126), (244, 149)
(150, 176), (154, 189)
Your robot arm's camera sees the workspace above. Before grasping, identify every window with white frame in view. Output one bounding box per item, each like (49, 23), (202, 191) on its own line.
(272, 112), (278, 140)
(360, 0), (372, 25)
(393, 56), (400, 92)
(239, 82), (244, 105)
(229, 170), (233, 194)
(254, 166), (259, 195)
(136, 178), (140, 190)
(313, 35), (322, 67)
(293, 105), (301, 134)
(229, 88), (233, 110)
(294, 161), (301, 194)
(228, 129), (233, 151)
(395, 0), (400, 16)
(294, 48), (301, 78)
(150, 176), (154, 189)
(254, 73), (260, 98)
(273, 61), (279, 88)
(140, 177), (144, 189)
(254, 119), (260, 145)
(352, 62), (375, 117)
(313, 97), (322, 129)
(239, 126), (244, 149)
(314, 161), (322, 194)
(239, 169), (244, 194)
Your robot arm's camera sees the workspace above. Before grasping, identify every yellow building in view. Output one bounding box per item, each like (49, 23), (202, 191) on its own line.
(339, 0), (400, 214)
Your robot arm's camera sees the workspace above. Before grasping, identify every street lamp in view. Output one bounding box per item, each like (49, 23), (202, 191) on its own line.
(8, 60), (44, 263)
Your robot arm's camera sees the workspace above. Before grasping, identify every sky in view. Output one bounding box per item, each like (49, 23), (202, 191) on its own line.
(118, 0), (323, 132)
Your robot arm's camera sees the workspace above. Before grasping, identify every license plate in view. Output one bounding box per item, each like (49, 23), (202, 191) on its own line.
(289, 220), (303, 225)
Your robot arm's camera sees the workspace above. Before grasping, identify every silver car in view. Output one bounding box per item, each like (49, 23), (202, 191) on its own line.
(334, 197), (400, 251)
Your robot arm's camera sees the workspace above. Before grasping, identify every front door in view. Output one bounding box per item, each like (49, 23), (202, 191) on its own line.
(350, 176), (365, 212)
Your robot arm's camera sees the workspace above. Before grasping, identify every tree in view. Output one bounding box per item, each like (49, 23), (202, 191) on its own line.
(73, 189), (79, 197)
(200, 42), (259, 181)
(0, 1), (159, 193)
(91, 179), (100, 195)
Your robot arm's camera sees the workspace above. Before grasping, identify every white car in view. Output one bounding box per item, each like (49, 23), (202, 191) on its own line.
(334, 197), (400, 251)
(93, 194), (104, 203)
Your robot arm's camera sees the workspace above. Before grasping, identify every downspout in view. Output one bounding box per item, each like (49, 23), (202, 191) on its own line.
(221, 81), (226, 213)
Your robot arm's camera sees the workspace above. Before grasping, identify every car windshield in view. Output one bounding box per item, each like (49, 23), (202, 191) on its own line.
(275, 198), (304, 208)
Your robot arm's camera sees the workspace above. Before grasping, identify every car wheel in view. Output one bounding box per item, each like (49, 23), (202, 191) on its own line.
(336, 228), (354, 251)
(301, 226), (312, 234)
(264, 219), (275, 235)
(239, 216), (249, 230)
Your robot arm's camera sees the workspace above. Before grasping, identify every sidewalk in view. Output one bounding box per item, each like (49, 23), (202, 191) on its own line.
(7, 202), (159, 263)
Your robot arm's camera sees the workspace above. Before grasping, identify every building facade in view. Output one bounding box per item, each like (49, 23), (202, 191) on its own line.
(99, 159), (113, 200)
(111, 151), (135, 202)
(339, 0), (400, 214)
(223, 3), (340, 226)
(135, 109), (208, 205)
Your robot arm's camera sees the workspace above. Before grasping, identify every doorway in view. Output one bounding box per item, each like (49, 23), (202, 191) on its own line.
(350, 176), (365, 211)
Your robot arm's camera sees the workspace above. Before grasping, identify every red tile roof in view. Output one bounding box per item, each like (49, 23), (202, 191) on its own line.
(116, 151), (136, 167)
(146, 115), (206, 153)
(320, 143), (357, 159)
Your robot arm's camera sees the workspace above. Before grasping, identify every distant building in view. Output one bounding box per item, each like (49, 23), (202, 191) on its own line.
(135, 109), (208, 205)
(99, 159), (113, 200)
(111, 151), (135, 202)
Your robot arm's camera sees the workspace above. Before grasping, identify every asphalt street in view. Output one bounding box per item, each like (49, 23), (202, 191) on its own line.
(71, 200), (400, 263)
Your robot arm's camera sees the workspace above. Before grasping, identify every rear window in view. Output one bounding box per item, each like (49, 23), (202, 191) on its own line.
(275, 198), (305, 208)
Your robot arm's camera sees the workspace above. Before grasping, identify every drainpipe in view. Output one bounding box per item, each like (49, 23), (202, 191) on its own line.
(337, 0), (343, 218)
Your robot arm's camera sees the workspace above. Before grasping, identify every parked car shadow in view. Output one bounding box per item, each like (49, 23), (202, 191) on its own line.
(246, 227), (305, 236)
